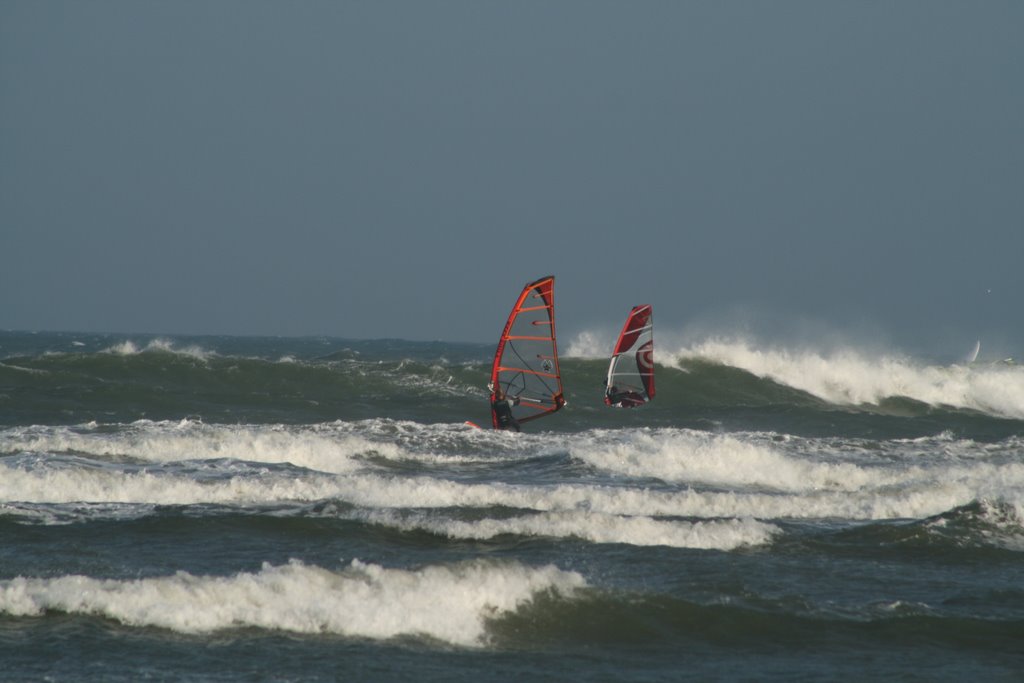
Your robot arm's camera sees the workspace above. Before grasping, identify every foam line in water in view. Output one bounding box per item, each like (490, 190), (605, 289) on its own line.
(0, 559), (586, 646)
(0, 422), (383, 474)
(0, 419), (543, 471)
(5, 422), (1024, 528)
(6, 454), (1023, 526)
(339, 470), (1023, 523)
(0, 462), (349, 506)
(568, 429), (896, 492)
(351, 509), (779, 550)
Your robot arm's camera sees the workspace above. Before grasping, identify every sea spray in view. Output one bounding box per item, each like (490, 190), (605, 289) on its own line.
(664, 338), (1024, 419)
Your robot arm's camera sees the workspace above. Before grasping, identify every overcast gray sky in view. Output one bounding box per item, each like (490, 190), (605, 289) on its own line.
(2, 1), (1022, 353)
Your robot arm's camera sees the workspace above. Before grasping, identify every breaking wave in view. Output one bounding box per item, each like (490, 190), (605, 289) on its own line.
(0, 559), (585, 647)
(664, 338), (1024, 419)
(3, 421), (1023, 550)
(102, 338), (217, 361)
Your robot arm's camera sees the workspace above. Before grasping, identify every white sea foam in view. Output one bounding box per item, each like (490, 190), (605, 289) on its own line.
(666, 338), (1024, 419)
(0, 419), (544, 472)
(104, 340), (141, 355)
(0, 464), (773, 548)
(5, 451), (1021, 528)
(0, 362), (47, 375)
(4, 422), (1023, 536)
(0, 421), (383, 474)
(970, 501), (1024, 551)
(569, 429), (894, 492)
(342, 470), (1020, 522)
(103, 338), (215, 360)
(0, 559), (585, 646)
(352, 509), (778, 550)
(0, 501), (159, 526)
(563, 330), (615, 359)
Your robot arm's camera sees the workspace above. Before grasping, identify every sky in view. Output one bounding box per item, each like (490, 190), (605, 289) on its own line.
(2, 1), (1022, 355)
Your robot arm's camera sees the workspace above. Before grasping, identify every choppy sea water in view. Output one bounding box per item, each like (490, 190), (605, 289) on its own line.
(2, 330), (1023, 681)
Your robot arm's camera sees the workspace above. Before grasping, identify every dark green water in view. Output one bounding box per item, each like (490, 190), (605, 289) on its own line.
(2, 331), (1023, 680)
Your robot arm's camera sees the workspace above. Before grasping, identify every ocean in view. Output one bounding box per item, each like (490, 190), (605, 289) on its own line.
(2, 329), (1023, 681)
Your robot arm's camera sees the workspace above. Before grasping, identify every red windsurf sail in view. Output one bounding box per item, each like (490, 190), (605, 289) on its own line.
(604, 304), (654, 408)
(489, 275), (565, 429)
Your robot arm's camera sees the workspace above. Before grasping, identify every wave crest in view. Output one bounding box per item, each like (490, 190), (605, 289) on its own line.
(0, 559), (586, 646)
(103, 338), (215, 360)
(667, 339), (1024, 419)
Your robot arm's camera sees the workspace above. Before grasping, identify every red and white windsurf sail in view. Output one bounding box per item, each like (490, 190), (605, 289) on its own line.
(489, 275), (565, 428)
(604, 304), (655, 408)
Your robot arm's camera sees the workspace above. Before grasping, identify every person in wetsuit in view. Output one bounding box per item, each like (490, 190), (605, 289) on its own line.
(491, 386), (521, 431)
(605, 385), (646, 408)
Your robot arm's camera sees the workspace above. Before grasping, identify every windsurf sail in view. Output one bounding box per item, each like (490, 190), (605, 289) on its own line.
(489, 275), (565, 429)
(604, 304), (654, 408)
(966, 340), (981, 364)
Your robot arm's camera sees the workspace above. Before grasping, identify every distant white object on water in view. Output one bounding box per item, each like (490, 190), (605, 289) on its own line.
(966, 340), (981, 364)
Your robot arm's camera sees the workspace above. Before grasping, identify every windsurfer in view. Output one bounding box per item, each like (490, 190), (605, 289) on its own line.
(604, 304), (654, 409)
(606, 385), (646, 408)
(491, 386), (521, 432)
